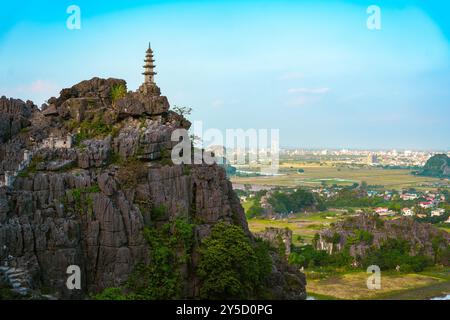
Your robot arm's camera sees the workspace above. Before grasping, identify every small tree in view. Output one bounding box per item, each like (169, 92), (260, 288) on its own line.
(173, 105), (192, 117)
(197, 222), (271, 299)
(110, 84), (127, 107)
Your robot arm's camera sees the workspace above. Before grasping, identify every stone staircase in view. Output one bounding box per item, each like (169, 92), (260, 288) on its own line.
(0, 266), (32, 296)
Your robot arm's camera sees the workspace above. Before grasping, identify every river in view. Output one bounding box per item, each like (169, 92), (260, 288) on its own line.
(430, 294), (450, 300)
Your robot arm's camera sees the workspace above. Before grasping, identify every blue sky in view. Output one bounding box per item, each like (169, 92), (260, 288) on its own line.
(0, 0), (449, 150)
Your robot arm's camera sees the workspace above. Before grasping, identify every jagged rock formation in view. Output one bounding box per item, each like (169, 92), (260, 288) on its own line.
(0, 77), (306, 299)
(316, 213), (450, 258)
(0, 97), (36, 144)
(255, 227), (293, 256)
(418, 154), (450, 178)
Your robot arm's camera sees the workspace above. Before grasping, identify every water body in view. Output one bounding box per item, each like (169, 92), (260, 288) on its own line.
(430, 294), (450, 300)
(235, 170), (285, 176)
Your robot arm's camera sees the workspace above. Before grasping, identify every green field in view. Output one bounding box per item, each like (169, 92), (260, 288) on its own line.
(247, 211), (343, 244)
(232, 163), (446, 190)
(241, 160), (450, 299)
(249, 214), (450, 300)
(247, 209), (450, 300)
(307, 267), (450, 300)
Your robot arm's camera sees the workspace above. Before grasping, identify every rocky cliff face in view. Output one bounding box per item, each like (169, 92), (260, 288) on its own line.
(0, 97), (37, 144)
(317, 213), (450, 258)
(0, 78), (306, 299)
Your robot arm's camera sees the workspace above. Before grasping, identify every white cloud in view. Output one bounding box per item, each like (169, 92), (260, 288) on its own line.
(288, 87), (330, 94)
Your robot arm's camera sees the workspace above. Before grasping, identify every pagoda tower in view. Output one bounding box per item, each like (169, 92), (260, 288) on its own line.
(139, 42), (161, 96)
(143, 43), (157, 84)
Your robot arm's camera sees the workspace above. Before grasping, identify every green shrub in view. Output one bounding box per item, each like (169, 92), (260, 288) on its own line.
(93, 287), (127, 300)
(151, 204), (168, 220)
(159, 147), (173, 166)
(246, 204), (265, 218)
(110, 84), (127, 105)
(75, 117), (113, 144)
(289, 252), (306, 266)
(197, 222), (272, 299)
(95, 218), (194, 300)
(346, 229), (374, 246)
(125, 218), (194, 300)
(362, 238), (432, 272)
(67, 185), (100, 215)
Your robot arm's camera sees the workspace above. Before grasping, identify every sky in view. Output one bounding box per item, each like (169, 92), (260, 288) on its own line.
(0, 0), (449, 150)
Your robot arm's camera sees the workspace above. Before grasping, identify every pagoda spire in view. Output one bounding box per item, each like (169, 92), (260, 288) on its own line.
(142, 43), (157, 84)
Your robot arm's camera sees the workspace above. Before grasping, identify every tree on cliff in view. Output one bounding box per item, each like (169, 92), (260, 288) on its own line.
(197, 222), (272, 299)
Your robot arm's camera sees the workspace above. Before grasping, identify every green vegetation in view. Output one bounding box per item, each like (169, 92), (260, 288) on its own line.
(17, 155), (43, 178)
(197, 222), (272, 299)
(172, 105), (192, 117)
(151, 204), (167, 220)
(92, 287), (127, 300)
(268, 188), (320, 214)
(94, 217), (194, 300)
(288, 237), (434, 274)
(159, 147), (173, 166)
(246, 203), (265, 219)
(110, 84), (127, 106)
(289, 244), (352, 269)
(362, 238), (433, 272)
(306, 268), (449, 300)
(417, 154), (450, 178)
(19, 126), (31, 134)
(247, 211), (340, 245)
(346, 229), (374, 246)
(232, 163), (445, 191)
(67, 185), (100, 215)
(325, 188), (388, 208)
(74, 117), (114, 144)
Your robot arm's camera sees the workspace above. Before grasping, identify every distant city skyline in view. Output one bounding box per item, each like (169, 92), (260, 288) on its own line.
(279, 146), (450, 152)
(0, 0), (449, 150)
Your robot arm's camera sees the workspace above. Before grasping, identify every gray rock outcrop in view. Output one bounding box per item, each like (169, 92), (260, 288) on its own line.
(0, 77), (306, 299)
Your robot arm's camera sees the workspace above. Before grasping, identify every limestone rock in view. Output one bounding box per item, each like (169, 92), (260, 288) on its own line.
(0, 97), (35, 143)
(0, 76), (306, 300)
(116, 92), (170, 118)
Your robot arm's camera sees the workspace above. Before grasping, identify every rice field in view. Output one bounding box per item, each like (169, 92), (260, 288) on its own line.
(306, 271), (448, 300)
(231, 163), (445, 190)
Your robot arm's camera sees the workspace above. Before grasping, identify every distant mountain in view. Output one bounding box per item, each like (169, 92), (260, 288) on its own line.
(418, 154), (450, 178)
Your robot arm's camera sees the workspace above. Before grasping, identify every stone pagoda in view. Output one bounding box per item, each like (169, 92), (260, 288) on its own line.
(139, 42), (161, 96)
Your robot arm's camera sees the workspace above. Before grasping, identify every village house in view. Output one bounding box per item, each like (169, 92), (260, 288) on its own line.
(400, 193), (418, 201)
(42, 134), (74, 149)
(401, 208), (414, 217)
(431, 208), (445, 217)
(419, 201), (434, 209)
(374, 207), (393, 216)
